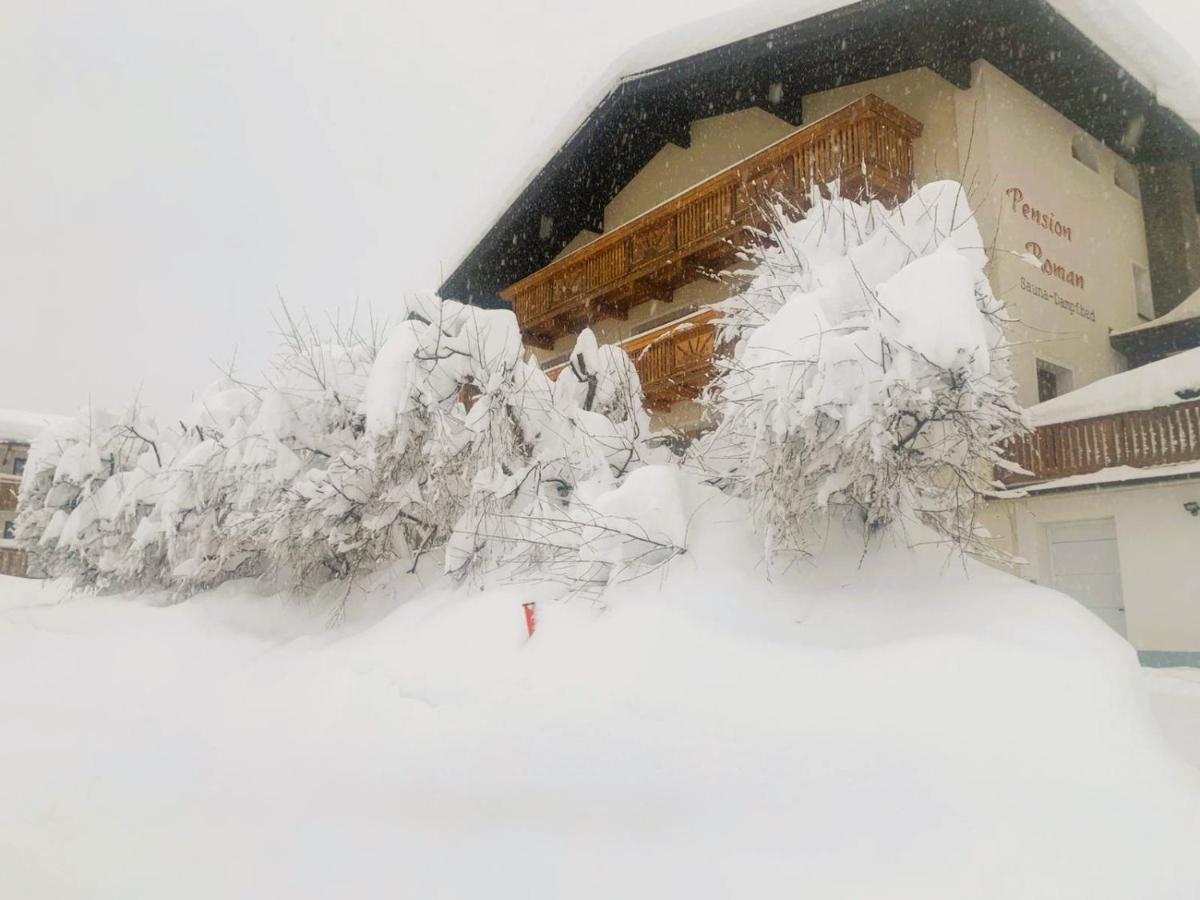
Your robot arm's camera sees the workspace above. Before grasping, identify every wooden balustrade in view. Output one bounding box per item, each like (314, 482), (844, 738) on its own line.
(503, 94), (922, 347)
(549, 309), (721, 413)
(1001, 400), (1200, 485)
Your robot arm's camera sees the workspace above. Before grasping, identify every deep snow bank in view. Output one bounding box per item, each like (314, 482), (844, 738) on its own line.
(1, 479), (1198, 899)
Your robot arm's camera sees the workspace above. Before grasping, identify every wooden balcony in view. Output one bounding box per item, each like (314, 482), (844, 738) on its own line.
(503, 94), (922, 347)
(550, 309), (721, 413)
(1000, 399), (1200, 486)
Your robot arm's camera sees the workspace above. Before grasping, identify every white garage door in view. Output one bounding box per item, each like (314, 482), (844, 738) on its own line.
(1046, 518), (1126, 636)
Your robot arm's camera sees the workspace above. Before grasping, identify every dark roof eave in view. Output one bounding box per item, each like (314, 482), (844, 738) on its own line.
(1111, 318), (1200, 362)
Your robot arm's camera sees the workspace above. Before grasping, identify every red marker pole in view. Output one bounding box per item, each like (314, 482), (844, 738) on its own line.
(522, 602), (537, 638)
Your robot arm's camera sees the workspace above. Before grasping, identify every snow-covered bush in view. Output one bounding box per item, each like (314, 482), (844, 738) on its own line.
(700, 181), (1026, 560)
(227, 309), (379, 588)
(15, 297), (663, 599)
(16, 405), (169, 589)
(444, 326), (667, 588)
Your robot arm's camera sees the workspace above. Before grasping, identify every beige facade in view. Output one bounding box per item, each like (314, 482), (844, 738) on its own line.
(547, 61), (1161, 409)
(960, 62), (1151, 408)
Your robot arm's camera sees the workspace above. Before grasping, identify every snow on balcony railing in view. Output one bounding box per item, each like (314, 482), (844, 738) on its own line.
(548, 308), (721, 413)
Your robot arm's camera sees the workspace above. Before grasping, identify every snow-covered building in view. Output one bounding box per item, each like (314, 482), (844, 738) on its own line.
(440, 0), (1200, 661)
(1, 409), (67, 577)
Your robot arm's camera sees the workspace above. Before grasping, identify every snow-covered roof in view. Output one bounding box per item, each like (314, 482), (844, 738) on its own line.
(1010, 459), (1200, 493)
(1027, 347), (1200, 427)
(0, 409), (70, 445)
(441, 0), (1200, 294)
(1112, 287), (1200, 338)
(616, 0), (1200, 129)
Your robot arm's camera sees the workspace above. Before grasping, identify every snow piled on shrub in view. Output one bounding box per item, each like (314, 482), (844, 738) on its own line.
(703, 181), (1025, 560)
(15, 297), (660, 596)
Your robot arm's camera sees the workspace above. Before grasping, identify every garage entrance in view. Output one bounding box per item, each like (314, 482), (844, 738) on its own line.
(1045, 518), (1126, 636)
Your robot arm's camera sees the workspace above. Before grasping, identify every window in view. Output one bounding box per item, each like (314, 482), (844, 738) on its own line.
(2, 521), (14, 541)
(1036, 359), (1073, 403)
(1114, 158), (1141, 199)
(12, 456), (25, 476)
(1133, 263), (1154, 320)
(1071, 134), (1100, 173)
(1037, 366), (1058, 403)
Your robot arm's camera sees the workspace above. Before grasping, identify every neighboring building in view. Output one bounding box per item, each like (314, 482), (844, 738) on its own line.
(0, 439), (31, 577)
(439, 0), (1200, 660)
(1, 410), (67, 577)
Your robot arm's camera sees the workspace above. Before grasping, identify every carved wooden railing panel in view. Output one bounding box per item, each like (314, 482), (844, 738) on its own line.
(1000, 399), (1200, 485)
(503, 94), (922, 346)
(549, 309), (721, 413)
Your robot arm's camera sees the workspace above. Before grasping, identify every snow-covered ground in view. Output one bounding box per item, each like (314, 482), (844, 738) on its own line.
(2, 497), (1199, 899)
(1144, 666), (1200, 769)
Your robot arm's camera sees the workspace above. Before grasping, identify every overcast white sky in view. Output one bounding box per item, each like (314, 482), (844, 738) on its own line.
(3, 0), (1199, 417)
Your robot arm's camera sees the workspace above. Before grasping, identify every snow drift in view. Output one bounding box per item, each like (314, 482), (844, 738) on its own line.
(2, 479), (1198, 899)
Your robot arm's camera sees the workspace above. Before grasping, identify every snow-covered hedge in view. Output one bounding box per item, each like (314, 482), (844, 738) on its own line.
(16, 299), (663, 596)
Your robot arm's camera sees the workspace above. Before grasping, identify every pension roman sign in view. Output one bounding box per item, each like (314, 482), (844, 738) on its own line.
(1023, 240), (1085, 290)
(1018, 276), (1096, 322)
(1005, 186), (1074, 241)
(1006, 185), (1087, 293)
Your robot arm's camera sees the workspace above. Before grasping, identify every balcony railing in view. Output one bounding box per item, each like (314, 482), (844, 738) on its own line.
(550, 309), (721, 413)
(503, 94), (922, 347)
(1001, 399), (1200, 485)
